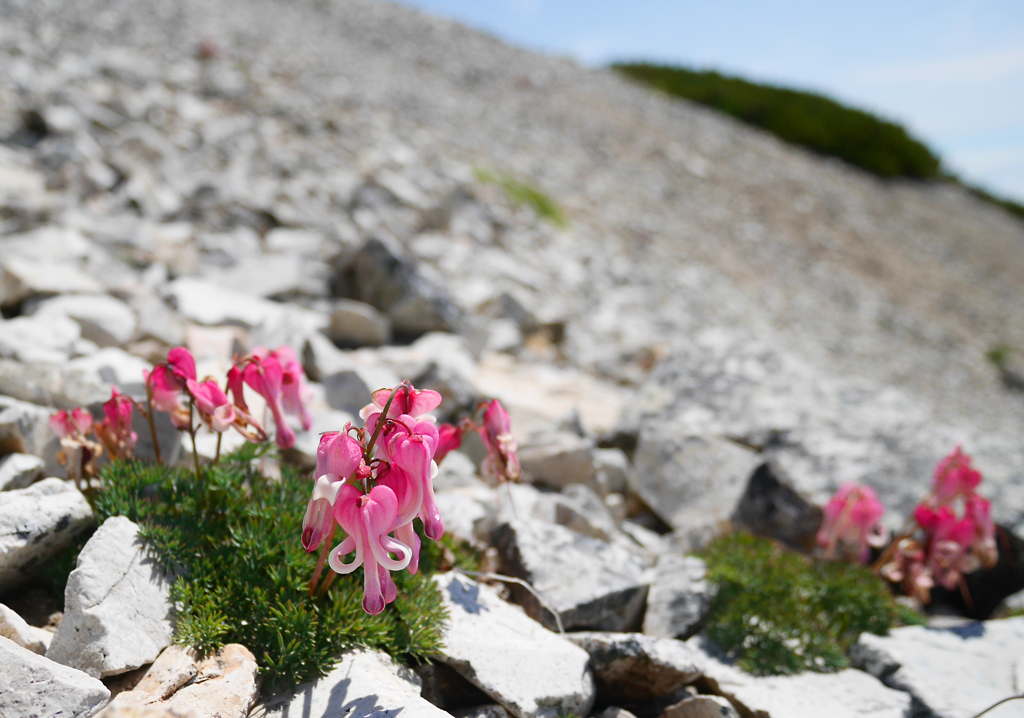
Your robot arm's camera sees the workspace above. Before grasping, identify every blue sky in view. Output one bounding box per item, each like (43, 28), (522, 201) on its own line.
(391, 0), (1024, 203)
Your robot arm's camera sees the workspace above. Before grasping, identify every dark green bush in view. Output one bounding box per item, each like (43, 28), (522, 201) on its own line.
(700, 533), (905, 675)
(94, 443), (475, 691)
(614, 63), (941, 181)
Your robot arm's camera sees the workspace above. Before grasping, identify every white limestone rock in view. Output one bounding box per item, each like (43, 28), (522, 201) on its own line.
(0, 603), (53, 655)
(663, 696), (740, 718)
(566, 632), (704, 703)
(327, 298), (393, 347)
(160, 644), (258, 718)
(0, 394), (60, 458)
(433, 573), (595, 718)
(0, 256), (103, 307)
(322, 364), (402, 415)
(0, 635), (110, 718)
(29, 294), (138, 348)
(491, 517), (650, 631)
(0, 478), (94, 589)
(643, 556), (716, 640)
(99, 644), (199, 713)
(851, 618), (1024, 718)
(0, 313), (84, 363)
(690, 637), (911, 718)
(632, 429), (760, 532)
(257, 648), (450, 718)
(0, 452), (45, 491)
(47, 516), (174, 678)
(517, 431), (596, 490)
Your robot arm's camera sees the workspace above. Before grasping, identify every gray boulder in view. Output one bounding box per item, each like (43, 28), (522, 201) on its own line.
(0, 478), (94, 589)
(566, 632), (704, 703)
(642, 556), (715, 640)
(662, 696), (739, 718)
(0, 603), (53, 655)
(731, 461), (823, 552)
(0, 256), (103, 308)
(517, 431), (596, 490)
(632, 428), (760, 532)
(326, 298), (392, 347)
(47, 517), (174, 678)
(491, 517), (649, 631)
(0, 636), (110, 718)
(0, 313), (84, 363)
(0, 453), (45, 491)
(28, 294), (138, 348)
(433, 573), (595, 718)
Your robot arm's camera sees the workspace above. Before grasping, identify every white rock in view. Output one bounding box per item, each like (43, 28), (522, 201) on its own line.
(0, 478), (93, 589)
(0, 313), (83, 363)
(690, 638), (911, 718)
(30, 294), (138, 348)
(643, 556), (716, 640)
(433, 573), (595, 718)
(0, 395), (58, 458)
(0, 453), (45, 491)
(434, 486), (497, 545)
(164, 277), (322, 330)
(322, 364), (402, 415)
(0, 256), (103, 307)
(99, 644), (199, 712)
(435, 451), (487, 491)
(0, 603), (53, 655)
(852, 618), (1024, 718)
(0, 635), (110, 718)
(490, 517), (650, 631)
(65, 348), (152, 397)
(204, 254), (329, 299)
(327, 298), (392, 347)
(47, 516), (174, 678)
(632, 429), (760, 531)
(160, 644), (258, 718)
(257, 648), (450, 718)
(264, 227), (328, 257)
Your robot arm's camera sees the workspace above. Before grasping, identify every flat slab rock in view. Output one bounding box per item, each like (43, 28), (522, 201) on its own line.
(688, 638), (911, 718)
(433, 572), (595, 718)
(491, 517), (649, 631)
(47, 516), (174, 678)
(0, 477), (94, 589)
(0, 602), (53, 655)
(159, 644), (258, 718)
(852, 617), (1024, 718)
(257, 648), (450, 718)
(567, 632), (705, 703)
(0, 635), (110, 718)
(643, 555), (715, 640)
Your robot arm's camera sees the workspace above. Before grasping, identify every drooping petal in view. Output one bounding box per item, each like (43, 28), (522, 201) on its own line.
(316, 431), (363, 482)
(434, 423), (463, 464)
(395, 521), (421, 575)
(167, 347), (197, 383)
(328, 536), (360, 574)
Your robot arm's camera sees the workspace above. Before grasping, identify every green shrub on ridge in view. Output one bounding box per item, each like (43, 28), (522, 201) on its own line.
(94, 442), (475, 691)
(614, 63), (941, 181)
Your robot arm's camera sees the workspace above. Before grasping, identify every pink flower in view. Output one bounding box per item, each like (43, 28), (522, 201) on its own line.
(275, 346), (313, 432)
(881, 538), (934, 604)
(242, 351), (294, 449)
(375, 463), (424, 574)
(302, 431), (364, 553)
(95, 388), (137, 459)
(917, 505), (979, 589)
(966, 494), (998, 569)
(49, 407), (94, 439)
(817, 483), (888, 564)
(931, 445), (982, 504)
(360, 385), (442, 423)
(167, 347), (197, 383)
(434, 423), (463, 464)
(477, 400), (520, 483)
(187, 379), (236, 433)
(144, 348), (197, 429)
(387, 415), (443, 540)
(328, 484), (412, 615)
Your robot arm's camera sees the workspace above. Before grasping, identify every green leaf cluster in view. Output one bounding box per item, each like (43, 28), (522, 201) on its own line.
(475, 168), (568, 227)
(699, 533), (903, 675)
(614, 63), (940, 181)
(93, 443), (473, 691)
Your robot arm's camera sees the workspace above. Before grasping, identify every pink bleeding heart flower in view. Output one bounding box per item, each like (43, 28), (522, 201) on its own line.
(328, 484), (412, 615)
(388, 415), (443, 540)
(96, 387), (137, 458)
(931, 445), (982, 504)
(167, 347), (197, 383)
(817, 483), (888, 564)
(434, 423), (463, 464)
(242, 350), (294, 449)
(966, 494), (998, 569)
(274, 346), (313, 432)
(477, 399), (520, 483)
(360, 385), (442, 423)
(375, 462), (425, 574)
(187, 379), (236, 433)
(144, 348), (197, 429)
(302, 431), (365, 553)
(49, 407), (94, 439)
(917, 505), (979, 589)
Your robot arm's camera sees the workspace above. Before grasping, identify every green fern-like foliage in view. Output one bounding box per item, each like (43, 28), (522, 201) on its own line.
(94, 443), (471, 691)
(700, 533), (900, 675)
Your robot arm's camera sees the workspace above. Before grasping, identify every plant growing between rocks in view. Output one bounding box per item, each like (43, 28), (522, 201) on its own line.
(41, 345), (521, 690)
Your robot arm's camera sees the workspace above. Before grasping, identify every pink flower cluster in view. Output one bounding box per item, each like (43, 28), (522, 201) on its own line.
(303, 385), (519, 614)
(50, 389), (138, 488)
(818, 446), (999, 604)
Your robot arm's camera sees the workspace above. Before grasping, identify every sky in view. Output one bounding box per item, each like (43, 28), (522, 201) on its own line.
(391, 0), (1024, 203)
